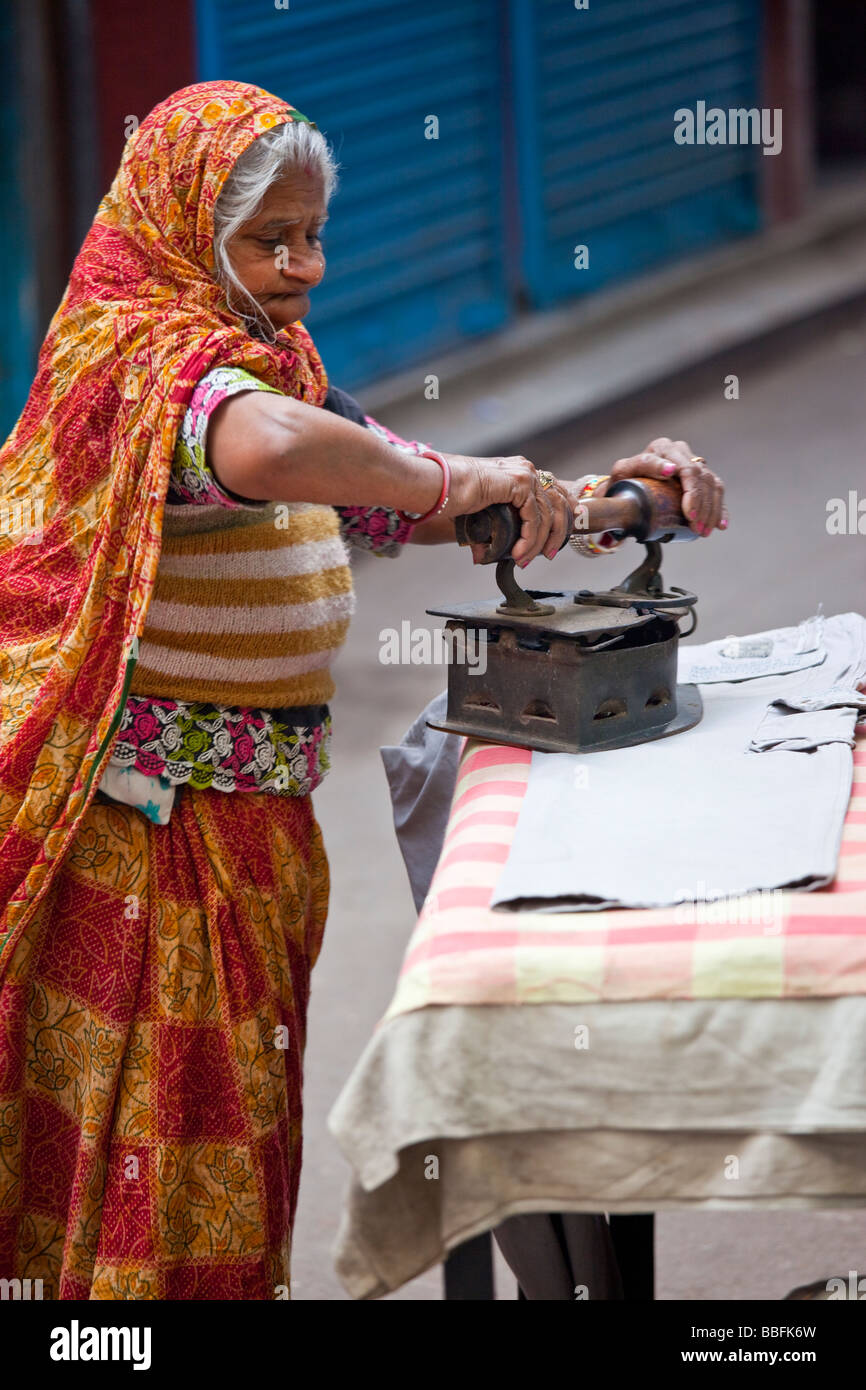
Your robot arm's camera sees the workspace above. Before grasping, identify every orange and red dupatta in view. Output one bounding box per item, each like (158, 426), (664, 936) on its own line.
(0, 80), (328, 977)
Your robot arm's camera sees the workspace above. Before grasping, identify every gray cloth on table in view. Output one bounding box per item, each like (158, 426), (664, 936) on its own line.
(380, 689), (459, 912)
(492, 612), (866, 913)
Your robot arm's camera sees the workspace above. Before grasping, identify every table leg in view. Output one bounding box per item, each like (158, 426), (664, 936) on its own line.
(443, 1214), (654, 1300)
(442, 1232), (496, 1300)
(608, 1213), (655, 1300)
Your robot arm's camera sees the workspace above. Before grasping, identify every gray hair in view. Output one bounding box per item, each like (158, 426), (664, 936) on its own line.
(213, 120), (339, 335)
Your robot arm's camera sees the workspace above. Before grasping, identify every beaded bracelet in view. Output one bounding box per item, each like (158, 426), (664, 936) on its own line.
(568, 474), (624, 557)
(396, 449), (451, 526)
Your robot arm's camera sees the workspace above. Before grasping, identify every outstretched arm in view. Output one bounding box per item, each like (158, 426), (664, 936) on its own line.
(205, 390), (571, 566)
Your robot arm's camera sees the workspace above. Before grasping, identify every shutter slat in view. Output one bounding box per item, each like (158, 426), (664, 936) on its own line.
(512, 0), (763, 308)
(543, 63), (758, 143)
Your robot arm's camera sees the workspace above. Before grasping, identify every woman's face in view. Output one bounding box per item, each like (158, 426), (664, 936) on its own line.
(226, 170), (327, 328)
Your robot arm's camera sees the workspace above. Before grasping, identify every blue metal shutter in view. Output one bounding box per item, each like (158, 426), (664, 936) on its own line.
(0, 5), (36, 440)
(195, 0), (511, 389)
(509, 0), (764, 309)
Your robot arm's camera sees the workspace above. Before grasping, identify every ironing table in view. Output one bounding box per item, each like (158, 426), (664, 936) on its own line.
(329, 485), (866, 1299)
(327, 723), (866, 1299)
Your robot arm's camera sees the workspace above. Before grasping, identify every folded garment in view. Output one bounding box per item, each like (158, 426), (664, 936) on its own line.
(491, 611), (866, 913)
(678, 612), (827, 684)
(750, 685), (866, 752)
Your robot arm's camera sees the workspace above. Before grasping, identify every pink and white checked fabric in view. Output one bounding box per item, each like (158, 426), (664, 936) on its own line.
(381, 734), (866, 1023)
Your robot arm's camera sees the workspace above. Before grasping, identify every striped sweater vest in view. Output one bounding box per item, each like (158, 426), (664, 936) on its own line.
(129, 498), (355, 707)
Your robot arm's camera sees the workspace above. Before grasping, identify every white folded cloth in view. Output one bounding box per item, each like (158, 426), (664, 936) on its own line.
(491, 611), (866, 913)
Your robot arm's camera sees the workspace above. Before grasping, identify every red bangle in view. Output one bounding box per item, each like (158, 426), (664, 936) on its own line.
(396, 449), (451, 526)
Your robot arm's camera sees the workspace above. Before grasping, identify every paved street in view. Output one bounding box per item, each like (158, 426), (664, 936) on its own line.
(293, 309), (866, 1300)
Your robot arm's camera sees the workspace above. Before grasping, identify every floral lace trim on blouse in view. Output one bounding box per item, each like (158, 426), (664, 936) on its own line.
(113, 697), (332, 797)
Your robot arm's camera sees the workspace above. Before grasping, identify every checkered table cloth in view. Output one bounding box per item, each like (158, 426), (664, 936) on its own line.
(382, 732), (866, 1022)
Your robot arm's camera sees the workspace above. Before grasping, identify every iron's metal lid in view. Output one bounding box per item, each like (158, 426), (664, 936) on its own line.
(427, 591), (662, 642)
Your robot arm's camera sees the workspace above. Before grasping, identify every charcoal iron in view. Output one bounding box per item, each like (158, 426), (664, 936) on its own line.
(427, 476), (704, 754)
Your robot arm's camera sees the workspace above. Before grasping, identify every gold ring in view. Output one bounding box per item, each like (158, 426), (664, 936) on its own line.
(689, 455), (707, 465)
(537, 470), (555, 490)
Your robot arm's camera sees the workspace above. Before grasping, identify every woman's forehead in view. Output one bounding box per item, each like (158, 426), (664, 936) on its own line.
(251, 172), (326, 225)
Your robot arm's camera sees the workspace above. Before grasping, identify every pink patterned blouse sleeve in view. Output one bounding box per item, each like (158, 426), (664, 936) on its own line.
(334, 414), (435, 558)
(171, 373), (437, 558)
(169, 366), (279, 507)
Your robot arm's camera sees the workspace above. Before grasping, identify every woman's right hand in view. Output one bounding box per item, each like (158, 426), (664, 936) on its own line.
(438, 452), (572, 567)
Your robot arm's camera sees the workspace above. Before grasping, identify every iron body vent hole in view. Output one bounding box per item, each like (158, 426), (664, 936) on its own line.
(593, 698), (627, 721)
(464, 692), (501, 713)
(522, 700), (556, 722)
(646, 687), (671, 708)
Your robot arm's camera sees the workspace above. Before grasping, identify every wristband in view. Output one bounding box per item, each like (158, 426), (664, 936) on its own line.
(567, 474), (624, 557)
(396, 449), (451, 525)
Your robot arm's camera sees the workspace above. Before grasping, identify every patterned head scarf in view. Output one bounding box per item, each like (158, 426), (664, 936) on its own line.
(0, 80), (328, 974)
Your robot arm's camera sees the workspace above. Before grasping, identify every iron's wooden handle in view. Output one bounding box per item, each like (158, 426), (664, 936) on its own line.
(457, 477), (694, 564)
(603, 476), (696, 543)
(455, 504), (521, 561)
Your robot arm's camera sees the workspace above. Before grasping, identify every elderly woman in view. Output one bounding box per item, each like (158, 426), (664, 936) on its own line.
(0, 81), (725, 1300)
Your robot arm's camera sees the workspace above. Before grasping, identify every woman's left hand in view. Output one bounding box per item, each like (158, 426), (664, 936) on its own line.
(599, 438), (728, 537)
